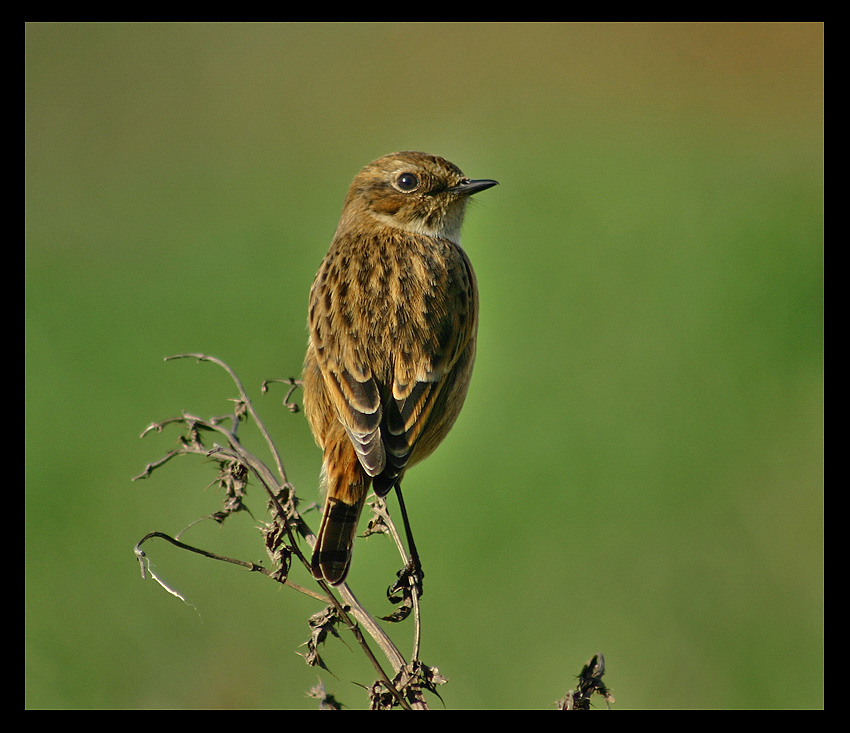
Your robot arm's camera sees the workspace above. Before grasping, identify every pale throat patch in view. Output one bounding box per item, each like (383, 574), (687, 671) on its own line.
(370, 206), (466, 245)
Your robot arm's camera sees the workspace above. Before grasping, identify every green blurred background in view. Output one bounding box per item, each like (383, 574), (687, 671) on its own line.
(25, 22), (823, 709)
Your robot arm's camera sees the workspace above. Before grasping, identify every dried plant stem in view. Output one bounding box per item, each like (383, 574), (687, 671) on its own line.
(135, 354), (433, 709)
(371, 497), (423, 661)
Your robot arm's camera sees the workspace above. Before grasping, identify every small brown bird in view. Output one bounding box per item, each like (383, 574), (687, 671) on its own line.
(303, 151), (497, 585)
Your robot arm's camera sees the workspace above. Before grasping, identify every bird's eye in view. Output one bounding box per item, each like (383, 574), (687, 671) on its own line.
(394, 172), (420, 192)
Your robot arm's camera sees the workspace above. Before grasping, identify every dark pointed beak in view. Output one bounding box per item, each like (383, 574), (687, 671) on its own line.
(449, 178), (499, 196)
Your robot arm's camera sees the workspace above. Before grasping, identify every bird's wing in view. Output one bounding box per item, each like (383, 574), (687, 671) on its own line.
(308, 267), (386, 477)
(377, 248), (477, 493)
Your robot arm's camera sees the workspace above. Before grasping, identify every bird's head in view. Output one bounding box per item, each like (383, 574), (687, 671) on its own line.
(339, 151), (497, 244)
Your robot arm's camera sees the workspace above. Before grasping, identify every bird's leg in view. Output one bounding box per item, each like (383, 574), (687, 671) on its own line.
(393, 482), (424, 599)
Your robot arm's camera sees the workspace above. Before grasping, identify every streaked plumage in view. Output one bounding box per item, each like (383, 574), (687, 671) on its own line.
(304, 151), (497, 585)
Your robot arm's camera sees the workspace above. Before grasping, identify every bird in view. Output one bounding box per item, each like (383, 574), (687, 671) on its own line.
(302, 151), (497, 586)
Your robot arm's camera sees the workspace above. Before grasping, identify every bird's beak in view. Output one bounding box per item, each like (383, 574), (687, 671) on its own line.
(449, 178), (499, 196)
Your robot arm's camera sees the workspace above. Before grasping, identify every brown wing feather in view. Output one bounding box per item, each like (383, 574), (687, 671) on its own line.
(374, 244), (477, 494)
(307, 250), (387, 477)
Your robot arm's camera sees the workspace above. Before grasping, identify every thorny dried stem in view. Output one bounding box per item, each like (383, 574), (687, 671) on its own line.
(133, 354), (433, 710)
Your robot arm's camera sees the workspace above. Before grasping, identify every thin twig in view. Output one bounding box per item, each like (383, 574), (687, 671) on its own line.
(135, 355), (431, 708)
(262, 377), (303, 413)
(166, 354), (288, 485)
(135, 531), (329, 602)
(370, 497), (423, 661)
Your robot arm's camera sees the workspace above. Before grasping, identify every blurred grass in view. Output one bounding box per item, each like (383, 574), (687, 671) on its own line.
(26, 22), (822, 709)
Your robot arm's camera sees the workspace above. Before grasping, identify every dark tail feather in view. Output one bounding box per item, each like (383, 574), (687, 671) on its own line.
(311, 497), (363, 585)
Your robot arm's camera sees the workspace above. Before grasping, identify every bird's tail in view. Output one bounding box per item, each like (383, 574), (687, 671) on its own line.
(311, 442), (369, 585)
